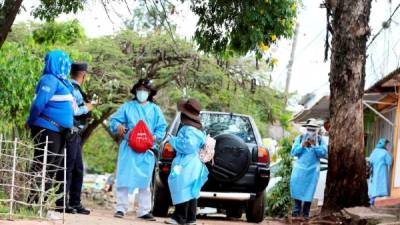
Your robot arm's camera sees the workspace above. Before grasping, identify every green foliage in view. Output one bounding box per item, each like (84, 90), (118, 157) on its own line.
(266, 136), (294, 217)
(1, 20), (291, 173)
(125, 1), (175, 32)
(32, 0), (84, 21)
(33, 20), (86, 45)
(0, 21), (90, 136)
(191, 0), (299, 58)
(7, 23), (36, 43)
(0, 42), (43, 136)
(83, 127), (118, 174)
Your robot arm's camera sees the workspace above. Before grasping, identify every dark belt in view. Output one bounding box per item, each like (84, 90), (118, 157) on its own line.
(40, 114), (66, 133)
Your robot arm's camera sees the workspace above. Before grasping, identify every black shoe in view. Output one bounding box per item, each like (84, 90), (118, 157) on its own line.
(139, 213), (156, 221)
(55, 206), (77, 214)
(114, 211), (124, 218)
(72, 205), (90, 215)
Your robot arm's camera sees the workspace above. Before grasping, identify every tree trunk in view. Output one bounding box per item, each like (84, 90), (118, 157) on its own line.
(0, 0), (23, 49)
(322, 0), (372, 213)
(284, 22), (299, 105)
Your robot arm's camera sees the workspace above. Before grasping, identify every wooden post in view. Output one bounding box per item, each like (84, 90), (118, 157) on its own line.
(39, 136), (48, 218)
(284, 22), (299, 105)
(9, 138), (17, 220)
(391, 88), (400, 197)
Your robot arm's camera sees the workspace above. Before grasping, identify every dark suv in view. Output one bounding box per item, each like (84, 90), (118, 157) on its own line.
(152, 111), (270, 223)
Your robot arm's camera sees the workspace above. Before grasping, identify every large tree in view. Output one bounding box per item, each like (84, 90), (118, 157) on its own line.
(322, 0), (372, 212)
(189, 0), (373, 213)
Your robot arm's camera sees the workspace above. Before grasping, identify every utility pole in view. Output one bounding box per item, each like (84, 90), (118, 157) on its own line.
(284, 22), (300, 105)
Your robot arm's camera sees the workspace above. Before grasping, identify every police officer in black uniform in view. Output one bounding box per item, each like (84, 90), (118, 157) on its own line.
(56, 62), (92, 214)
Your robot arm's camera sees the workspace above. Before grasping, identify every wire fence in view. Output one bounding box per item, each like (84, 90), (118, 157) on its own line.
(0, 134), (66, 223)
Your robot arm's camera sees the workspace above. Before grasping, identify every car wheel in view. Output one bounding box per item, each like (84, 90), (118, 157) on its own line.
(246, 191), (265, 223)
(152, 182), (171, 217)
(226, 207), (243, 219)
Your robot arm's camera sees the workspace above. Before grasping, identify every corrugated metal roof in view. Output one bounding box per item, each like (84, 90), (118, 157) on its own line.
(366, 68), (400, 93)
(292, 93), (389, 123)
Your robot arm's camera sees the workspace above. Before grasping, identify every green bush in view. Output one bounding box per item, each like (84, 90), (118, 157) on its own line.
(83, 127), (118, 174)
(265, 136), (294, 217)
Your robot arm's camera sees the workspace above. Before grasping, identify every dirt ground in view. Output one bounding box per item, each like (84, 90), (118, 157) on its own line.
(0, 209), (288, 225)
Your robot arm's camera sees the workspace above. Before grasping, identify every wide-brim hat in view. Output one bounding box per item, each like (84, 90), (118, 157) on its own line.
(177, 98), (201, 122)
(130, 79), (157, 97)
(301, 118), (320, 128)
(178, 98), (203, 129)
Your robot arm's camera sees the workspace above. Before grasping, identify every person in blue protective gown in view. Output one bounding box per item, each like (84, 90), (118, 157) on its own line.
(110, 79), (167, 221)
(165, 99), (208, 225)
(26, 50), (73, 204)
(368, 138), (393, 206)
(290, 119), (327, 219)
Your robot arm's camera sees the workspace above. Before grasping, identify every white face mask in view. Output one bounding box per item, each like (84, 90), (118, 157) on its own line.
(136, 90), (149, 103)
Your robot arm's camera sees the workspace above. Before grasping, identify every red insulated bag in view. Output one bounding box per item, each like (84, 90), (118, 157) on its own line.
(128, 120), (154, 153)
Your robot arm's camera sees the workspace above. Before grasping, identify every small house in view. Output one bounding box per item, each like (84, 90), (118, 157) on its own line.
(292, 68), (400, 205)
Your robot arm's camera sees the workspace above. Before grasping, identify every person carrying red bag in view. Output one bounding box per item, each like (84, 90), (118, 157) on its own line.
(109, 79), (167, 221)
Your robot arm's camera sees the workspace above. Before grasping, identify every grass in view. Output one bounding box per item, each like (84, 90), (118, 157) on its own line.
(0, 188), (42, 220)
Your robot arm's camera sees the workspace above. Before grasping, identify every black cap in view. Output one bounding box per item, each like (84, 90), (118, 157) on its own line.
(71, 62), (88, 72)
(130, 79), (157, 102)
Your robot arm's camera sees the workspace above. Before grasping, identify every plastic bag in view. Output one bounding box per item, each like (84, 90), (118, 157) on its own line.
(128, 120), (154, 153)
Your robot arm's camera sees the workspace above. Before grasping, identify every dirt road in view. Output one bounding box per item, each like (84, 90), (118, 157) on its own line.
(64, 210), (287, 225)
(1, 210), (288, 225)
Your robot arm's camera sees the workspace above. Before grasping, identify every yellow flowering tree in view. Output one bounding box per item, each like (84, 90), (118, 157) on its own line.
(191, 0), (299, 59)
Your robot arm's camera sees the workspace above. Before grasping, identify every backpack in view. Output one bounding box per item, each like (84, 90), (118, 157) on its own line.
(199, 135), (216, 163)
(128, 120), (154, 153)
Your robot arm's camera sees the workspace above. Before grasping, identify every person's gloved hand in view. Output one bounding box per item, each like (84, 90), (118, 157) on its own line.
(117, 124), (127, 137)
(302, 140), (311, 148)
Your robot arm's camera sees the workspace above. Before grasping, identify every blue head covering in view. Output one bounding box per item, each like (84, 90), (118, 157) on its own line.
(43, 50), (72, 79)
(376, 138), (388, 149)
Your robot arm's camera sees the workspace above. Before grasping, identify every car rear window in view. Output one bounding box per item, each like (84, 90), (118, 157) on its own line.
(200, 113), (257, 144)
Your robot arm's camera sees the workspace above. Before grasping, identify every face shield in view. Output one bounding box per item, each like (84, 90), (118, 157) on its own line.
(304, 127), (320, 146)
(306, 127), (318, 136)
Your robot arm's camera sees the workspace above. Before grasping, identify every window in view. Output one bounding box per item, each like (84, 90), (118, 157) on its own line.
(200, 113), (257, 144)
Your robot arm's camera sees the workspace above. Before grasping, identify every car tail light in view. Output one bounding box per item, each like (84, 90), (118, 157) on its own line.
(258, 147), (269, 163)
(162, 143), (176, 159)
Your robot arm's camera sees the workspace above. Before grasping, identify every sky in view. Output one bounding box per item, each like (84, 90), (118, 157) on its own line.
(14, 0), (400, 101)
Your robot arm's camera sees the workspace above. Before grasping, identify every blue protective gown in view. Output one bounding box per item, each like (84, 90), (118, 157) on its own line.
(168, 125), (208, 205)
(368, 138), (393, 198)
(110, 100), (167, 192)
(290, 134), (328, 202)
